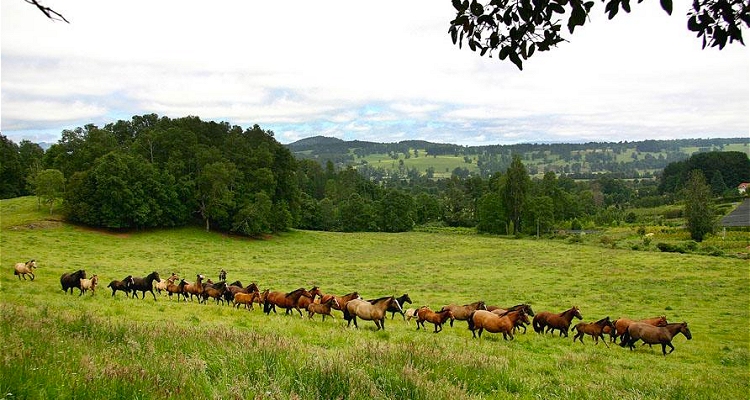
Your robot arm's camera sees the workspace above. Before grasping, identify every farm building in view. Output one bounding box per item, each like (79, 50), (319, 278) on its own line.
(721, 198), (750, 227)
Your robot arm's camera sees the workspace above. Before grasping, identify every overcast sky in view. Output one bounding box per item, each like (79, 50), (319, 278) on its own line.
(1, 0), (748, 146)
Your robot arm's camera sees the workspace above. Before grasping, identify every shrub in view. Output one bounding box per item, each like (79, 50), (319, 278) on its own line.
(657, 242), (686, 253)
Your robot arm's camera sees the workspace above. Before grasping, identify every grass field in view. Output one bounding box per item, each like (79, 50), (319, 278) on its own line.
(1, 197), (748, 399)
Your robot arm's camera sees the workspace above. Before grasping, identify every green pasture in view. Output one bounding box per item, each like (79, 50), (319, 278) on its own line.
(1, 197), (748, 399)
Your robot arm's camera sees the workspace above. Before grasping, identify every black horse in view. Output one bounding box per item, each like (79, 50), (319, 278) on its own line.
(60, 270), (86, 295)
(131, 271), (161, 300)
(107, 275), (135, 298)
(387, 294), (413, 320)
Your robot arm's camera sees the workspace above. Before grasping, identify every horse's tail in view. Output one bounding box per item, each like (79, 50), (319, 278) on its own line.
(13, 269), (19, 275)
(467, 311), (476, 331)
(532, 316), (543, 333)
(619, 330), (630, 347)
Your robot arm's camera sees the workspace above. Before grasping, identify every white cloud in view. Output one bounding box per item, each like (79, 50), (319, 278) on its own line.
(1, 0), (747, 145)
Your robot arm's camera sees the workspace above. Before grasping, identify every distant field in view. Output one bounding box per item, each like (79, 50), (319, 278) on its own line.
(1, 197), (748, 399)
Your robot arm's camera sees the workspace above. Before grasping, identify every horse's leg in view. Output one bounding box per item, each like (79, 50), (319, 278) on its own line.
(665, 342), (674, 355)
(150, 290), (157, 301)
(478, 328), (483, 338)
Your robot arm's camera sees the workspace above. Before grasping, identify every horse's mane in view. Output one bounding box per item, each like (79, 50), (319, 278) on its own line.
(285, 287), (307, 296)
(367, 296), (394, 304)
(594, 317), (610, 325)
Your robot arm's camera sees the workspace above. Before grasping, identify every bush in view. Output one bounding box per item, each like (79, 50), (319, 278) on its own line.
(657, 242), (686, 253)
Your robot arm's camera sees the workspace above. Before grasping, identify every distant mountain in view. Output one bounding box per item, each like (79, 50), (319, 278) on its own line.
(286, 136), (346, 151)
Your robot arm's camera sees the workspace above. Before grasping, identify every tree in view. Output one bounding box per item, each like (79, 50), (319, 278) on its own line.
(449, 0), (749, 70)
(504, 154), (530, 234)
(684, 170), (715, 242)
(377, 189), (415, 232)
(33, 169), (64, 214)
(195, 161), (239, 232)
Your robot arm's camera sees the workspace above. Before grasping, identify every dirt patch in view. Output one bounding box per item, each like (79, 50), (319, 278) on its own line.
(73, 225), (132, 238)
(7, 220), (63, 230)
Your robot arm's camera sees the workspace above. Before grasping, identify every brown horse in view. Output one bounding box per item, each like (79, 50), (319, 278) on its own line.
(154, 273), (179, 295)
(620, 322), (692, 355)
(14, 260), (37, 281)
(263, 287), (312, 316)
(295, 286), (322, 313)
(572, 316), (615, 347)
(61, 270), (86, 295)
(181, 274), (205, 302)
(343, 296), (399, 330)
(319, 291), (361, 311)
(491, 304), (535, 333)
(416, 307), (453, 333)
(532, 306), (582, 337)
(233, 291), (260, 310)
(613, 316), (668, 343)
(440, 301), (487, 327)
(468, 309), (530, 340)
(307, 297), (339, 321)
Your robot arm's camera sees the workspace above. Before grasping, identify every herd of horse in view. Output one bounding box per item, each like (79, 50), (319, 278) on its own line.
(21, 262), (693, 355)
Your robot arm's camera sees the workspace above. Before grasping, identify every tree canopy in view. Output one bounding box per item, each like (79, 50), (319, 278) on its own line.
(449, 0), (749, 69)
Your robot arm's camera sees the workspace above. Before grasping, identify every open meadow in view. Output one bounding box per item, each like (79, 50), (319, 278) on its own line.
(1, 197), (748, 399)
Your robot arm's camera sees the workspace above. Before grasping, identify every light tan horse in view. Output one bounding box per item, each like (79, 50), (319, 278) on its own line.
(440, 301), (487, 327)
(79, 274), (99, 296)
(13, 260), (37, 281)
(343, 297), (400, 330)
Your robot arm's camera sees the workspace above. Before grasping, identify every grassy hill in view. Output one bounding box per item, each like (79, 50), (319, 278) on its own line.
(1, 197), (748, 399)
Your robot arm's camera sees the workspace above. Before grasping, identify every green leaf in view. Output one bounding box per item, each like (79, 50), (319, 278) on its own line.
(659, 0), (672, 15)
(509, 51), (524, 70)
(470, 0), (484, 16)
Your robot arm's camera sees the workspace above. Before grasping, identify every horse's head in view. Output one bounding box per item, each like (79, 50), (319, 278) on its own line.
(28, 260), (38, 269)
(477, 301), (487, 311)
(76, 270), (87, 280)
(680, 322), (692, 340)
(518, 309), (531, 324)
(330, 297), (340, 308)
(125, 276), (135, 287)
(523, 304), (535, 316)
(91, 275), (99, 284)
(150, 271), (161, 282)
(402, 294), (412, 304)
(657, 315), (668, 326)
(196, 274), (204, 282)
(308, 286), (321, 299)
(573, 306), (583, 320)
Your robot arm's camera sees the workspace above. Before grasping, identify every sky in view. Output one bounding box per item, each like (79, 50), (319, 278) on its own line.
(1, 0), (748, 147)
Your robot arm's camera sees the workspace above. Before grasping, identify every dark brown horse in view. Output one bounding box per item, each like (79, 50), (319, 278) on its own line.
(263, 287), (312, 316)
(343, 296), (399, 330)
(572, 316), (615, 347)
(440, 301), (487, 327)
(468, 309), (530, 340)
(613, 316), (668, 343)
(60, 270), (86, 294)
(620, 322), (692, 355)
(532, 306), (582, 337)
(130, 271), (161, 301)
(416, 307), (453, 333)
(107, 275), (135, 298)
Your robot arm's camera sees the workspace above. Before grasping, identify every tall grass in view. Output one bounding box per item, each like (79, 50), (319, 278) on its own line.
(1, 197), (748, 399)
